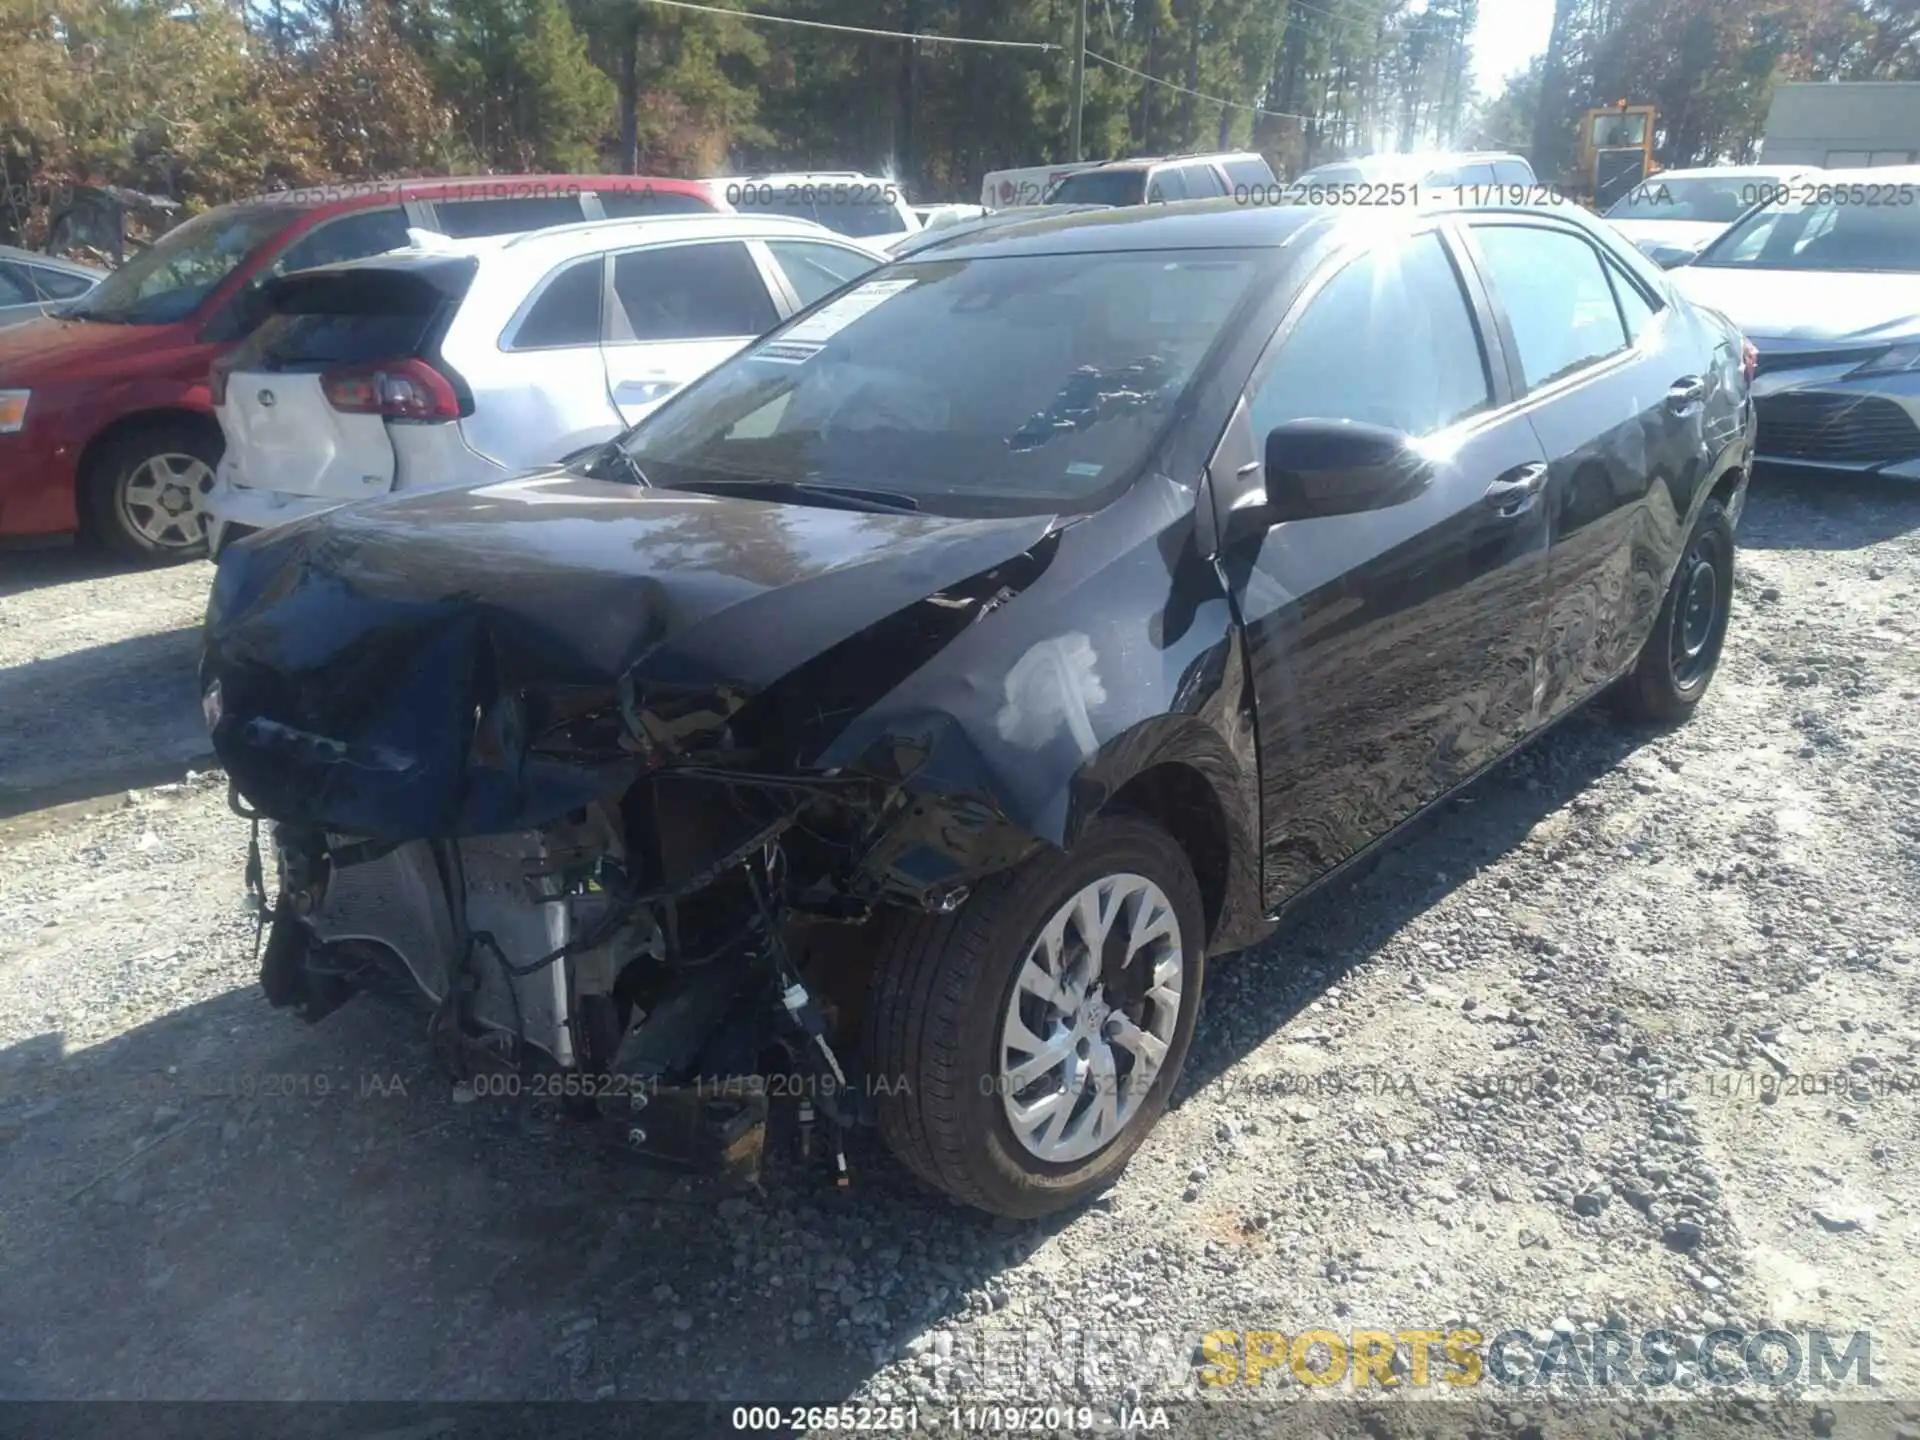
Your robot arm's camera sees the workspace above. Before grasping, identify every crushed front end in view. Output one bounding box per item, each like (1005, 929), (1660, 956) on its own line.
(201, 477), (1065, 1186)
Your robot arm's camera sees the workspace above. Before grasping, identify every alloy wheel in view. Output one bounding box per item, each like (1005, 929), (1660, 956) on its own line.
(121, 452), (215, 551)
(997, 872), (1184, 1164)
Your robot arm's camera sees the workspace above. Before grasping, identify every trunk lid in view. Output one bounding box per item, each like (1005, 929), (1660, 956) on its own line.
(216, 257), (476, 498)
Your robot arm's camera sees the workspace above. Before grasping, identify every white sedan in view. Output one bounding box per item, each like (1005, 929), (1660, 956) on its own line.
(205, 213), (885, 554)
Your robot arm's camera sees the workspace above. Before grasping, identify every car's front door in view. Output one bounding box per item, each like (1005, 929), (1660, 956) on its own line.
(1211, 225), (1554, 906)
(1458, 218), (1710, 720)
(600, 239), (783, 425)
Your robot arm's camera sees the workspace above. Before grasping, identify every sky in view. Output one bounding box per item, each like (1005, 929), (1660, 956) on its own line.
(1470, 0), (1556, 96)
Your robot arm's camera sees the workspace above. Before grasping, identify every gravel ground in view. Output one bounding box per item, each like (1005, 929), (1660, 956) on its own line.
(0, 549), (213, 812)
(0, 473), (1916, 1430)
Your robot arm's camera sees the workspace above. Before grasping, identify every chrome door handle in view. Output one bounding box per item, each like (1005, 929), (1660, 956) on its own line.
(1482, 462), (1548, 514)
(615, 379), (678, 405)
(1667, 376), (1710, 411)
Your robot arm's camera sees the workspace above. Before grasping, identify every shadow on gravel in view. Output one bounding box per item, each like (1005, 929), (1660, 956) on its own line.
(0, 545), (177, 599)
(0, 707), (1656, 1404)
(0, 626), (211, 817)
(1180, 705), (1648, 1102)
(1738, 465), (1920, 552)
(0, 972), (1068, 1401)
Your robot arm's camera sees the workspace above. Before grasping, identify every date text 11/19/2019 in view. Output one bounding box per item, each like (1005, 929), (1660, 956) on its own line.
(730, 1404), (1170, 1432)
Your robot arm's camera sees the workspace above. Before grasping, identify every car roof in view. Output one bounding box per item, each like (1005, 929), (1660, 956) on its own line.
(0, 245), (104, 276)
(1067, 152), (1262, 174)
(1648, 164), (1811, 180)
(905, 192), (1611, 262)
(889, 203), (1111, 255)
(1812, 163), (1920, 184)
(277, 213), (883, 284)
(710, 171), (895, 184)
(229, 174), (713, 211)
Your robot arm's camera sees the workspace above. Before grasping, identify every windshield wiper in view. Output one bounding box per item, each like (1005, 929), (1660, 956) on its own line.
(572, 438), (649, 485)
(665, 477), (921, 513)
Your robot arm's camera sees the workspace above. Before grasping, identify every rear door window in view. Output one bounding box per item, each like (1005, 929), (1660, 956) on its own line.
(1222, 156), (1277, 188)
(1492, 159), (1536, 185)
(509, 257), (606, 350)
(273, 207), (413, 274)
(1176, 162), (1229, 197)
(765, 240), (880, 307)
(610, 241), (779, 341)
(1147, 168), (1189, 202)
(1471, 223), (1631, 389)
(1603, 259), (1661, 344)
(0, 266), (32, 305)
(432, 195), (586, 238)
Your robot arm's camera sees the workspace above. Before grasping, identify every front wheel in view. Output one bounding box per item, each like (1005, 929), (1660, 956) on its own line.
(81, 419), (222, 561)
(864, 815), (1205, 1217)
(1612, 498), (1735, 724)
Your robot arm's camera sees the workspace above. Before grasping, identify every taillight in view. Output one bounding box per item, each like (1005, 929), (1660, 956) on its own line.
(1740, 337), (1758, 386)
(320, 358), (460, 421)
(209, 355), (235, 407)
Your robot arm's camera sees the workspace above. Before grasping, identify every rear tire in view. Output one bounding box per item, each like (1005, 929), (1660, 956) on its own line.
(1613, 498), (1734, 724)
(81, 419), (221, 562)
(864, 815), (1205, 1217)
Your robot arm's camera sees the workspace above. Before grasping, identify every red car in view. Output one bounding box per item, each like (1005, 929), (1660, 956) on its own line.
(0, 175), (725, 559)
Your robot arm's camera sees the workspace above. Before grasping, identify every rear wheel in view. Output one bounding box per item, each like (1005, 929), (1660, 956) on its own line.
(864, 815), (1205, 1217)
(81, 420), (221, 561)
(1613, 498), (1734, 723)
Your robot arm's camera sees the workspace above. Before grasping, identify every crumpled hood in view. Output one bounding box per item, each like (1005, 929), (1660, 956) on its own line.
(201, 472), (1057, 838)
(1668, 266), (1920, 346)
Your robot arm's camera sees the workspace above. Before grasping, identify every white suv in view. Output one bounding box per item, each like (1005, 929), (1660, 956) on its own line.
(204, 213), (885, 553)
(703, 172), (921, 242)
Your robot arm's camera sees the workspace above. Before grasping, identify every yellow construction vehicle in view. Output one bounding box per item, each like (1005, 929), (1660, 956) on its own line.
(1571, 101), (1659, 210)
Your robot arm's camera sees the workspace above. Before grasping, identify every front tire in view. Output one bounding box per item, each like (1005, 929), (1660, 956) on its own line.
(864, 815), (1205, 1217)
(81, 419), (222, 562)
(1613, 498), (1734, 724)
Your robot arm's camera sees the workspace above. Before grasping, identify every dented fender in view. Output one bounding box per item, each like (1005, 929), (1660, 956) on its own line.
(822, 473), (1266, 951)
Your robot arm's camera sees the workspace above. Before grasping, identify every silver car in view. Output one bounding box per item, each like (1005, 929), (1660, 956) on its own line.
(0, 246), (102, 328)
(1603, 165), (1813, 268)
(1670, 165), (1920, 481)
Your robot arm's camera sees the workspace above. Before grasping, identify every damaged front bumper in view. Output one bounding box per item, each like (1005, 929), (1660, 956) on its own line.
(250, 799), (859, 1183)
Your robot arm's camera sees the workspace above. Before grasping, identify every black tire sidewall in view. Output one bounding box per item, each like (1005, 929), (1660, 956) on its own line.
(1668, 506), (1734, 702)
(84, 422), (221, 561)
(1620, 499), (1735, 722)
(941, 815), (1206, 1216)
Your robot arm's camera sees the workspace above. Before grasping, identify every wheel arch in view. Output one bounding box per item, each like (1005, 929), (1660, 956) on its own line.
(1060, 713), (1266, 955)
(75, 407), (223, 536)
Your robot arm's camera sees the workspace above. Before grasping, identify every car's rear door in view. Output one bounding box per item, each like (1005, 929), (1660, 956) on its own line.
(600, 239), (782, 425)
(466, 253), (623, 470)
(1456, 216), (1713, 720)
(1211, 223), (1553, 905)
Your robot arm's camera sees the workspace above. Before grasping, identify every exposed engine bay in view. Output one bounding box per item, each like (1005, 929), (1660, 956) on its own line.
(248, 770), (925, 1185)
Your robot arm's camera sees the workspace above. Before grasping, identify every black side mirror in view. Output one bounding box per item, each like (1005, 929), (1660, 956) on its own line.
(1263, 418), (1432, 521)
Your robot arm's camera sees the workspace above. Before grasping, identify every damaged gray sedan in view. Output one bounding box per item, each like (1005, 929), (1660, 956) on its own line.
(202, 199), (1753, 1215)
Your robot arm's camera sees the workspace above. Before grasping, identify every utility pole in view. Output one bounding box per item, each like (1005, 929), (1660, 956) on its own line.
(899, 0), (920, 190)
(1069, 0), (1087, 160)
